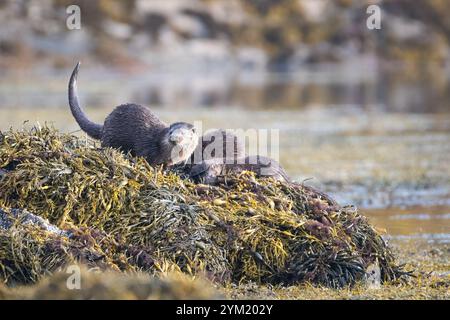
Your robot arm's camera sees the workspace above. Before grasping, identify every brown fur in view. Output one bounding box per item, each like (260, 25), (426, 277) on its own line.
(187, 129), (245, 166)
(68, 62), (198, 166)
(189, 155), (289, 185)
(188, 156), (339, 206)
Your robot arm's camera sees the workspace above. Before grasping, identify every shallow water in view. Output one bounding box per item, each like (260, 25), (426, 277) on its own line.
(0, 67), (449, 244)
(364, 206), (450, 244)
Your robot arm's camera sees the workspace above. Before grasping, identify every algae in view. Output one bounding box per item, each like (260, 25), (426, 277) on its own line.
(0, 126), (410, 288)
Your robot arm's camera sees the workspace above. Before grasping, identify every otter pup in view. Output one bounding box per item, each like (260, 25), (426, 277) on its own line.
(192, 129), (245, 163)
(186, 129), (245, 168)
(68, 62), (198, 166)
(172, 128), (245, 176)
(189, 155), (289, 185)
(189, 156), (339, 206)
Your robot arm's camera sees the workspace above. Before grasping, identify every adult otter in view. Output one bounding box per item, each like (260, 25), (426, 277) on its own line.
(189, 155), (289, 185)
(68, 62), (198, 166)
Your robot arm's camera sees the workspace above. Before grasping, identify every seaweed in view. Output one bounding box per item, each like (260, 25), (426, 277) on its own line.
(0, 126), (410, 288)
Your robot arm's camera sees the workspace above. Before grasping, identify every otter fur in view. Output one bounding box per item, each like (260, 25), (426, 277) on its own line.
(68, 62), (198, 166)
(189, 155), (289, 185)
(191, 129), (245, 163)
(172, 128), (245, 176)
(189, 155), (339, 206)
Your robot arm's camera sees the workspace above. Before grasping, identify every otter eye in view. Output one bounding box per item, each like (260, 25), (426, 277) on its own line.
(192, 128), (197, 134)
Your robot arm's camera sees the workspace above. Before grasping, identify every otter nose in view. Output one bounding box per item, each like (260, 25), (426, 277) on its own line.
(169, 132), (184, 144)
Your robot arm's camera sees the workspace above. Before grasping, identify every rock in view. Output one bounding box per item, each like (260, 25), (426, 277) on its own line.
(0, 208), (70, 237)
(365, 260), (381, 289)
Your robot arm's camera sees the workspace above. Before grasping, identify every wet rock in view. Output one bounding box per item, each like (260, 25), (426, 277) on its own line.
(365, 260), (381, 289)
(0, 207), (70, 237)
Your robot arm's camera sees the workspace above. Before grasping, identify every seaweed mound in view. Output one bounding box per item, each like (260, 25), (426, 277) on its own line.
(0, 127), (409, 288)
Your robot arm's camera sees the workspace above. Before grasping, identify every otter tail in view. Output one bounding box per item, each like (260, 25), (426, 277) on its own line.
(68, 62), (103, 140)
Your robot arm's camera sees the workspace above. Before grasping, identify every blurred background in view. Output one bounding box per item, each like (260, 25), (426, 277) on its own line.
(0, 0), (449, 242)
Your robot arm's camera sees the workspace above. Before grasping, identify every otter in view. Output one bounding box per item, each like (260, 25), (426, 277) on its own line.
(186, 129), (245, 167)
(192, 129), (245, 163)
(68, 62), (198, 166)
(189, 155), (339, 206)
(188, 155), (289, 185)
(172, 128), (245, 176)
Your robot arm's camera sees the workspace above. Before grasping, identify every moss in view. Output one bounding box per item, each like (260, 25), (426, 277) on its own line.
(0, 126), (409, 288)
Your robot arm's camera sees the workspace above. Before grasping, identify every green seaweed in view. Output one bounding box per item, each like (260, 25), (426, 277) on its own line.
(0, 126), (410, 288)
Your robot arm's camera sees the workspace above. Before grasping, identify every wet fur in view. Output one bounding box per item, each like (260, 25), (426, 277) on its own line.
(189, 155), (289, 184)
(68, 62), (196, 166)
(193, 129), (245, 162)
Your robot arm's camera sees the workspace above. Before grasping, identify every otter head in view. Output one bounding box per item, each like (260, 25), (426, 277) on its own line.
(189, 159), (225, 185)
(165, 122), (198, 165)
